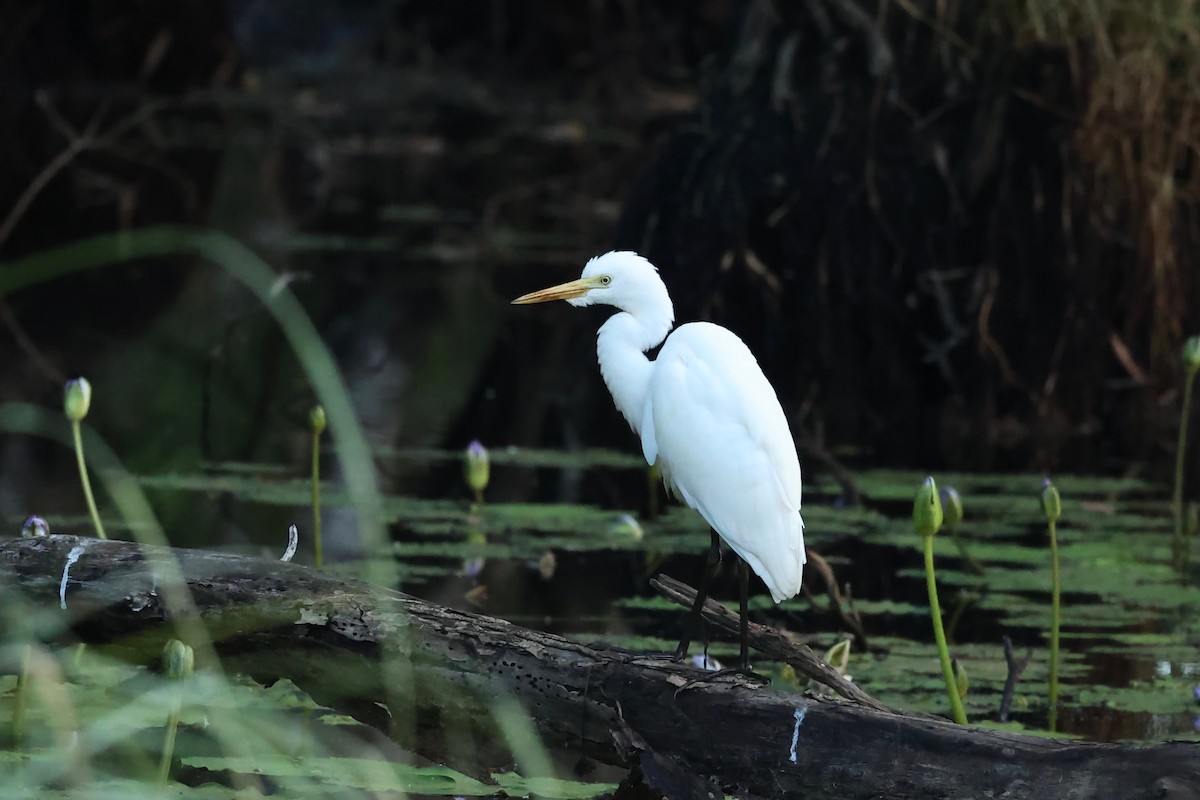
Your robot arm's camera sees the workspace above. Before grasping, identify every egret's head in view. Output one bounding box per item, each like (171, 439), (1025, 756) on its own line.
(512, 251), (671, 318)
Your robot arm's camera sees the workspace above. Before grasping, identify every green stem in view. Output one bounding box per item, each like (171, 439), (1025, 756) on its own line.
(1187, 503), (1196, 571)
(311, 429), (322, 568)
(1048, 517), (1061, 732)
(1174, 367), (1197, 570)
(13, 644), (30, 749)
(158, 703), (181, 784)
(71, 417), (102, 667)
(951, 529), (987, 576)
(71, 420), (106, 539)
(945, 589), (974, 643)
(924, 535), (968, 725)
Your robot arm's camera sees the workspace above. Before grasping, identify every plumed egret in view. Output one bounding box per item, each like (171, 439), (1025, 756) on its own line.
(513, 251), (805, 672)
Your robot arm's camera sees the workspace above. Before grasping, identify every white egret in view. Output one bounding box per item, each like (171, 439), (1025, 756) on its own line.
(513, 251), (805, 672)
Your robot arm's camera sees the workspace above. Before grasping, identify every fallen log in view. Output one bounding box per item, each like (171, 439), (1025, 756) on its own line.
(1, 535), (1197, 799)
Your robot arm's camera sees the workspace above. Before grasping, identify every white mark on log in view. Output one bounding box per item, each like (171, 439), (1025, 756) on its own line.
(297, 607), (328, 625)
(60, 545), (86, 609)
(281, 524), (298, 562)
(788, 707), (807, 764)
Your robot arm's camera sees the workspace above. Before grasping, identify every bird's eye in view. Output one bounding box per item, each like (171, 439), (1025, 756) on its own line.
(600, 275), (612, 285)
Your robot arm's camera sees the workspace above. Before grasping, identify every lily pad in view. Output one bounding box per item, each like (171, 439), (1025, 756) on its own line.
(183, 755), (495, 795)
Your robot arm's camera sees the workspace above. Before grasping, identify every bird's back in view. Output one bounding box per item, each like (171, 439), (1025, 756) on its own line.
(640, 322), (805, 602)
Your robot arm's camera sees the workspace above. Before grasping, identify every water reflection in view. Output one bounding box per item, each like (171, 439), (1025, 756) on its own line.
(123, 455), (1200, 742)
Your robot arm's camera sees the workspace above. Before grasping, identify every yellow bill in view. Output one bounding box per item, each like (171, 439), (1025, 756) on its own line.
(511, 277), (600, 304)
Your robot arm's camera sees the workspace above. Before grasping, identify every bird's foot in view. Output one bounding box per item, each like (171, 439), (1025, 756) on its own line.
(587, 645), (687, 664)
(586, 642), (679, 659)
(619, 642), (694, 664)
(673, 666), (770, 697)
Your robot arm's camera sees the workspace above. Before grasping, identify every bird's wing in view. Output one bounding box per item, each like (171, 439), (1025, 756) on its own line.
(650, 322), (805, 601)
(640, 398), (658, 466)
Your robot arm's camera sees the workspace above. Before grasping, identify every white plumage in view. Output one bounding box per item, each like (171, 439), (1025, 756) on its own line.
(644, 323), (805, 602)
(513, 251), (806, 606)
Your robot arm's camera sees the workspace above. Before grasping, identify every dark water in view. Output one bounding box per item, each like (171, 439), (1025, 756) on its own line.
(117, 450), (1200, 744)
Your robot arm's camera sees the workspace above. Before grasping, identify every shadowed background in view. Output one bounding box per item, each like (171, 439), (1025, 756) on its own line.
(1, 0), (1198, 544)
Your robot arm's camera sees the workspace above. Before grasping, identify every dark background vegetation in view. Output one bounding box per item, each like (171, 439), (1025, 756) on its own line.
(2, 0), (1198, 542)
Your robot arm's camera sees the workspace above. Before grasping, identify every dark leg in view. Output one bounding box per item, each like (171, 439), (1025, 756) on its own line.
(672, 530), (721, 662)
(674, 556), (769, 695)
(737, 558), (750, 670)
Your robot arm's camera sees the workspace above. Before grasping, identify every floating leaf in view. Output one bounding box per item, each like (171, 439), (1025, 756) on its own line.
(183, 756), (495, 795)
(491, 771), (618, 799)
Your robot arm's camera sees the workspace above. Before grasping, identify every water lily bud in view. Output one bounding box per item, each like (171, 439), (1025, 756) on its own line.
(309, 405), (326, 435)
(537, 550), (557, 581)
(21, 516), (48, 538)
(1183, 335), (1200, 372)
(824, 639), (852, 677)
(777, 662), (800, 689)
(1041, 478), (1061, 523)
(941, 486), (963, 534)
(607, 513), (644, 541)
(913, 476), (944, 537)
(463, 440), (490, 496)
(162, 640), (194, 680)
(954, 658), (970, 699)
(63, 378), (92, 423)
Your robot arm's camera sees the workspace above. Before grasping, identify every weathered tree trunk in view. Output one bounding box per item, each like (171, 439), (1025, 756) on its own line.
(2, 535), (1197, 799)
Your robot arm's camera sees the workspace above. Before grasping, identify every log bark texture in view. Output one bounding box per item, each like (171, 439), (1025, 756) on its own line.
(2, 535), (1197, 800)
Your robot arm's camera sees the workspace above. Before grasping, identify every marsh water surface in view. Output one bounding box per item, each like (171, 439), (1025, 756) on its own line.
(124, 446), (1200, 744)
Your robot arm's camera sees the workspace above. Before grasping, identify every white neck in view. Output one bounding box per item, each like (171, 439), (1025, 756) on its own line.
(596, 310), (673, 433)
